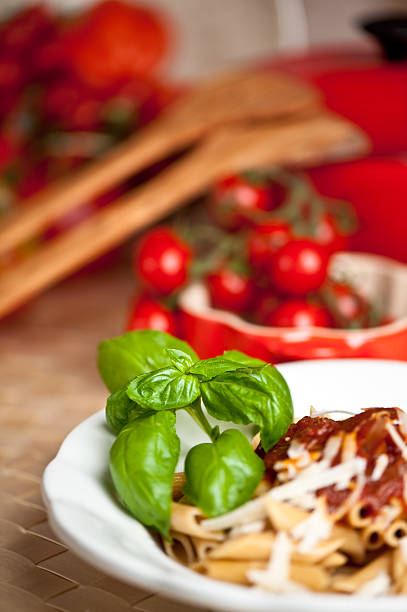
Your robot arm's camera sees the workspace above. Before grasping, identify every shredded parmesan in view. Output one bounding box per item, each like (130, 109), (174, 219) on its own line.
(202, 456), (367, 532)
(229, 520), (266, 538)
(356, 571), (391, 597)
(378, 504), (400, 529)
(247, 532), (304, 593)
(287, 440), (307, 459)
(270, 457), (366, 503)
(322, 434), (342, 463)
(385, 422), (407, 460)
(201, 496), (266, 531)
(399, 410), (407, 436)
(341, 433), (357, 462)
(371, 454), (389, 481)
(291, 506), (332, 553)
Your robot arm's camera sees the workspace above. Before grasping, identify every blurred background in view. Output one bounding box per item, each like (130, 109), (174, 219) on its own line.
(2, 1), (407, 610)
(2, 0), (407, 79)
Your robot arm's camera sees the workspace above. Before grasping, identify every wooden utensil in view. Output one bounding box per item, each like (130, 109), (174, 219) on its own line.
(0, 70), (319, 258)
(0, 112), (368, 318)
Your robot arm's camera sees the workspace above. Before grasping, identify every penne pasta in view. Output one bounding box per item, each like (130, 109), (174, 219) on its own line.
(361, 524), (385, 551)
(163, 407), (407, 597)
(391, 544), (406, 583)
(193, 559), (265, 585)
(171, 472), (187, 501)
(331, 524), (366, 564)
(384, 519), (407, 548)
(292, 538), (345, 565)
(163, 531), (196, 565)
(320, 552), (347, 569)
(208, 532), (275, 561)
(290, 563), (331, 592)
(170, 502), (225, 541)
(264, 498), (309, 531)
(190, 536), (219, 561)
(331, 552), (392, 593)
(347, 500), (374, 528)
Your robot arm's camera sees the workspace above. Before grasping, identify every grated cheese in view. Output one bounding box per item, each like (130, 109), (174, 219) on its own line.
(371, 454), (389, 481)
(341, 433), (357, 462)
(291, 507), (332, 553)
(356, 571), (391, 597)
(385, 422), (407, 461)
(378, 504), (400, 529)
(322, 434), (342, 463)
(247, 532), (305, 593)
(202, 456), (366, 532)
(270, 456), (367, 503)
(399, 410), (407, 436)
(229, 520), (266, 539)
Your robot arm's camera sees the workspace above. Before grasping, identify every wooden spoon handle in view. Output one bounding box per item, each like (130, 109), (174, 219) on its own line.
(0, 117), (190, 258)
(0, 113), (368, 318)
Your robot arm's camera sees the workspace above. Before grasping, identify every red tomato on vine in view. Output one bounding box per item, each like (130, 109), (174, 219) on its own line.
(134, 227), (192, 296)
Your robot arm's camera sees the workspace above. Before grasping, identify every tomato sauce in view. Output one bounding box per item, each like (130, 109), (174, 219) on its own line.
(258, 408), (407, 516)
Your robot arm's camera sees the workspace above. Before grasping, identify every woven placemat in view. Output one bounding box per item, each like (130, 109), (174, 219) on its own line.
(0, 263), (211, 612)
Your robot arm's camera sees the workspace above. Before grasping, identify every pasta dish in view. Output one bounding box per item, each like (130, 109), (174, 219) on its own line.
(164, 407), (407, 596)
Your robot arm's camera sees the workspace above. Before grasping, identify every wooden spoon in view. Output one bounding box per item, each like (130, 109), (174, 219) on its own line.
(0, 69), (319, 257)
(0, 112), (368, 318)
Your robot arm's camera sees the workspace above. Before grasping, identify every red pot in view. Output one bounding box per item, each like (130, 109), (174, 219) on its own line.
(179, 252), (407, 362)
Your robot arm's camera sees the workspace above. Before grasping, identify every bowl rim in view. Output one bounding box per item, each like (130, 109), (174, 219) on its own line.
(179, 251), (407, 339)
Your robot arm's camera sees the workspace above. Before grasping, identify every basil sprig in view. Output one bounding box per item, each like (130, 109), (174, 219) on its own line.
(183, 429), (264, 517)
(98, 331), (293, 538)
(110, 411), (179, 538)
(98, 330), (198, 392)
(127, 367), (201, 411)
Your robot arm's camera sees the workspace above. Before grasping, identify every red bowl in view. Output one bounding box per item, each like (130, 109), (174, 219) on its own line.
(179, 252), (407, 362)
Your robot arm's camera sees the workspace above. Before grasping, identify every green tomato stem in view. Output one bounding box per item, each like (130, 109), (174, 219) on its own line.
(185, 400), (217, 442)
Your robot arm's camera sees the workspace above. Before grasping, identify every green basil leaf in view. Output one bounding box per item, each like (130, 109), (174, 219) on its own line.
(222, 351), (293, 448)
(201, 368), (293, 452)
(165, 348), (196, 373)
(183, 429), (264, 517)
(188, 357), (249, 381)
(248, 365), (293, 450)
(105, 387), (150, 435)
(127, 367), (201, 411)
(109, 411), (180, 539)
(222, 350), (266, 368)
(98, 330), (198, 392)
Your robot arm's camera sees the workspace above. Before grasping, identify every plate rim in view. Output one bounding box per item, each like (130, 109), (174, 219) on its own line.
(42, 358), (407, 612)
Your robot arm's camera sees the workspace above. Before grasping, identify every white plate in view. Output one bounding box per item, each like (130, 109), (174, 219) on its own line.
(42, 359), (407, 612)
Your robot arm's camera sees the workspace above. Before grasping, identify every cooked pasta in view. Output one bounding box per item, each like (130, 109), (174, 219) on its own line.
(162, 407), (407, 596)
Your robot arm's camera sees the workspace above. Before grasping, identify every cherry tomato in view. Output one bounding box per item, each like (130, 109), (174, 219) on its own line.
(0, 135), (17, 170)
(33, 31), (69, 77)
(207, 266), (255, 312)
(252, 291), (280, 325)
(127, 294), (176, 334)
(135, 227), (192, 296)
(67, 0), (169, 88)
(270, 239), (330, 296)
(42, 78), (104, 130)
(248, 220), (292, 270)
(265, 300), (332, 328)
(313, 212), (348, 253)
(321, 281), (369, 328)
(210, 174), (273, 229)
(0, 5), (53, 57)
(0, 57), (26, 90)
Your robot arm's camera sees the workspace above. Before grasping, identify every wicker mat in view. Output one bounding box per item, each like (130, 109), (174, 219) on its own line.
(0, 263), (211, 612)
